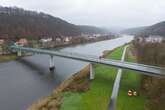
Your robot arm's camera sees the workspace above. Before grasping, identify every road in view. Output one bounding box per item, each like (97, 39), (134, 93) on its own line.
(108, 46), (127, 110)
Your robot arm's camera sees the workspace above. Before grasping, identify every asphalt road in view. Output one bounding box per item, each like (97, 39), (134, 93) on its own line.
(108, 46), (127, 110)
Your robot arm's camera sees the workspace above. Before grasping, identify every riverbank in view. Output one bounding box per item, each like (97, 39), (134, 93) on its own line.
(0, 52), (33, 63)
(28, 43), (145, 110)
(60, 46), (124, 110)
(0, 37), (118, 63)
(27, 47), (121, 110)
(28, 65), (90, 110)
(0, 54), (17, 62)
(0, 35), (134, 110)
(43, 36), (119, 50)
(60, 45), (145, 110)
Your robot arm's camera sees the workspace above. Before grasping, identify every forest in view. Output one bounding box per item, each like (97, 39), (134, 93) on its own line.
(0, 6), (107, 40)
(133, 37), (165, 110)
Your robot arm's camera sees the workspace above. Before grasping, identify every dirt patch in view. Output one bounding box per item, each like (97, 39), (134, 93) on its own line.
(28, 65), (90, 110)
(28, 94), (63, 110)
(64, 77), (90, 92)
(102, 50), (113, 58)
(64, 65), (90, 92)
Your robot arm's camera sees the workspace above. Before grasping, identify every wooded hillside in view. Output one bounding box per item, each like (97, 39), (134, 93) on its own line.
(0, 6), (107, 40)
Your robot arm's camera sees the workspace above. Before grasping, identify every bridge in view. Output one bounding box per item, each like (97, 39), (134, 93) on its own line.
(10, 45), (165, 78)
(10, 45), (165, 110)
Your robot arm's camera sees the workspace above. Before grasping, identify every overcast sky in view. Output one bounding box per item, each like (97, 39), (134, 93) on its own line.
(1, 0), (165, 28)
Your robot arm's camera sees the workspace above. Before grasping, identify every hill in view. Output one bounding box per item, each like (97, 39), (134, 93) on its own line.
(121, 26), (147, 35)
(139, 21), (165, 37)
(121, 21), (165, 37)
(0, 6), (107, 40)
(78, 25), (107, 34)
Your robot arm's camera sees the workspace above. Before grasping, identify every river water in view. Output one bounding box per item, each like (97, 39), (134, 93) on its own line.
(0, 35), (133, 110)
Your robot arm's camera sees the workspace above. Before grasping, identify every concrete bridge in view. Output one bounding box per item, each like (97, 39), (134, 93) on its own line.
(10, 45), (165, 78)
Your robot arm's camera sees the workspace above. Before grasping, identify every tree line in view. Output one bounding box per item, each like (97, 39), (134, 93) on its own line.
(0, 6), (107, 40)
(133, 37), (165, 110)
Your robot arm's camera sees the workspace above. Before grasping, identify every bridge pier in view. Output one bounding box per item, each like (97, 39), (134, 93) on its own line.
(49, 55), (55, 71)
(17, 50), (22, 57)
(89, 63), (95, 80)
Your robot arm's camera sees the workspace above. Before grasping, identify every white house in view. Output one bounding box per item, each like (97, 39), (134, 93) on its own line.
(0, 39), (4, 45)
(64, 37), (72, 42)
(55, 38), (62, 42)
(145, 36), (163, 43)
(40, 38), (52, 43)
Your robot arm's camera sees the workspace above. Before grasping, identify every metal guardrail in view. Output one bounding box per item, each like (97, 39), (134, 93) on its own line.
(10, 45), (165, 77)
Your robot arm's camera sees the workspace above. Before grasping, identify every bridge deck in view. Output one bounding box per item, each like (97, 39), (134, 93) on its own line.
(10, 45), (165, 77)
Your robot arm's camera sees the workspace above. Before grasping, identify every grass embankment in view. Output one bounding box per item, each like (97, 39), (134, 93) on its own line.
(0, 54), (17, 62)
(28, 65), (90, 110)
(0, 52), (33, 63)
(61, 45), (145, 110)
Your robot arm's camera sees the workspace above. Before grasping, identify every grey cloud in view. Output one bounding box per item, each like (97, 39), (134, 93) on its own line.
(1, 0), (165, 28)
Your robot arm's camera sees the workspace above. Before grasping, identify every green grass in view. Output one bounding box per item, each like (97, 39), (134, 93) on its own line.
(116, 48), (146, 110)
(60, 46), (145, 110)
(0, 54), (17, 62)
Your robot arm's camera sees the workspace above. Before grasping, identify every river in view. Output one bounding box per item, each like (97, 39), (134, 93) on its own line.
(0, 35), (133, 110)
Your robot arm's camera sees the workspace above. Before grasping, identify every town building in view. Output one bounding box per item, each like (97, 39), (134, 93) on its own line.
(16, 38), (28, 46)
(64, 37), (72, 42)
(145, 36), (163, 43)
(0, 39), (5, 45)
(55, 38), (62, 42)
(40, 38), (52, 43)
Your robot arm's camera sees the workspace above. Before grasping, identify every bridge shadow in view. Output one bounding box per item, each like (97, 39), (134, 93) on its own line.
(13, 57), (65, 96)
(15, 57), (64, 85)
(16, 57), (61, 77)
(16, 57), (48, 75)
